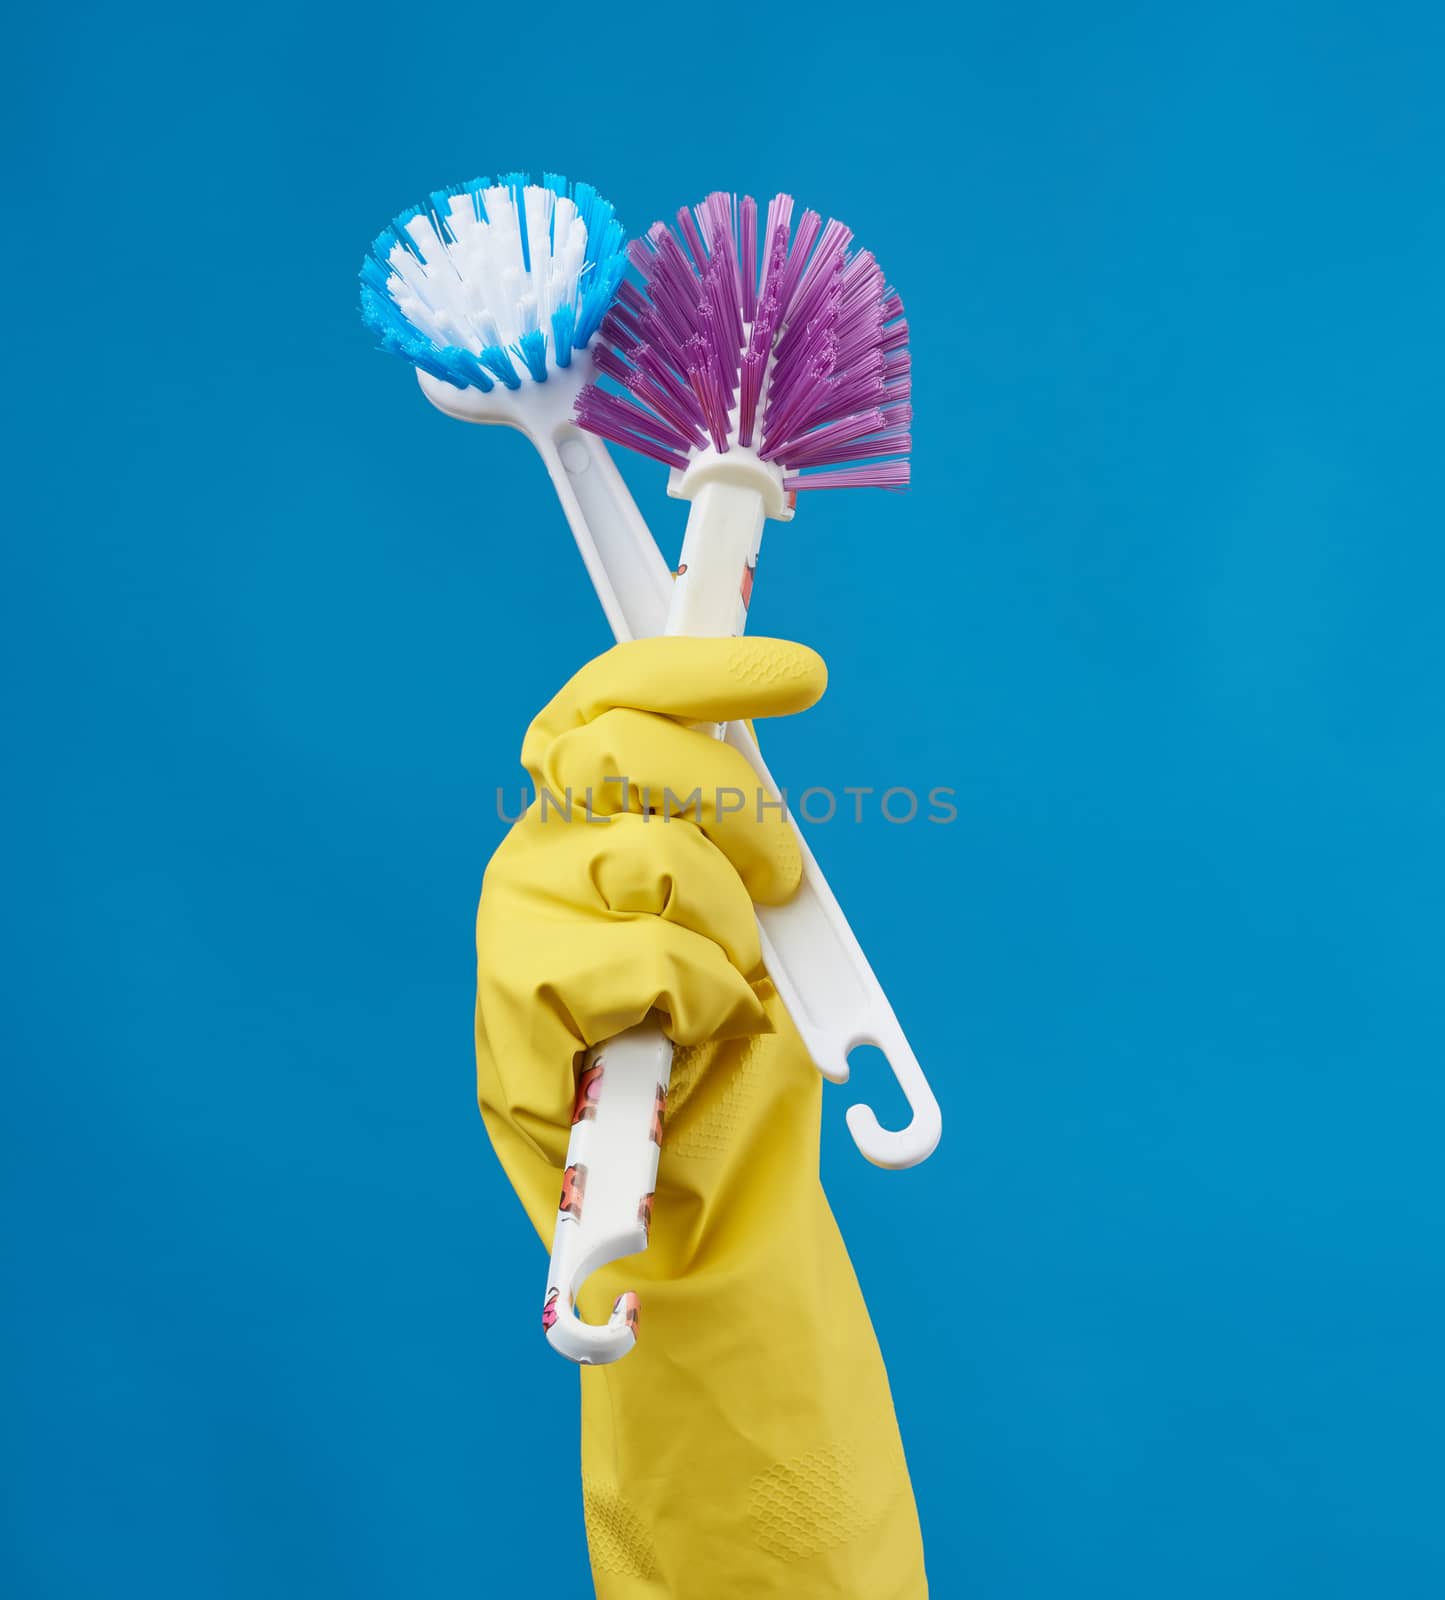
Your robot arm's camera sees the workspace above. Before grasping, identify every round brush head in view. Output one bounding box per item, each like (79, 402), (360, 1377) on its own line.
(574, 191), (911, 493)
(360, 173), (628, 394)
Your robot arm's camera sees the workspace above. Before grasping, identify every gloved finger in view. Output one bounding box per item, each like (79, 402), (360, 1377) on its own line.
(544, 915), (770, 1046)
(476, 909), (771, 1152)
(498, 811), (763, 976)
(522, 637), (826, 768)
(534, 708), (801, 904)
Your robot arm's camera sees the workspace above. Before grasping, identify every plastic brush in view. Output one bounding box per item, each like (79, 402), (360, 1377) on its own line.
(361, 172), (673, 642)
(538, 192), (941, 1366)
(577, 192), (912, 497)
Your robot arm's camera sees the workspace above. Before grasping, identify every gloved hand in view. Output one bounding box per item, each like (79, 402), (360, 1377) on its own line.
(476, 637), (928, 1599)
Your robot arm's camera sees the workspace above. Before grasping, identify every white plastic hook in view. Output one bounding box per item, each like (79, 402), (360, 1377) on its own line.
(730, 724), (943, 1168)
(541, 1024), (670, 1365)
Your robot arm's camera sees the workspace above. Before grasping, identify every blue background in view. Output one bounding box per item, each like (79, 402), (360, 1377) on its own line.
(7, 2), (1443, 1594)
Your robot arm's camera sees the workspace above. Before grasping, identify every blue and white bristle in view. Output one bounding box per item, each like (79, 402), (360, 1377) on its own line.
(359, 173), (627, 392)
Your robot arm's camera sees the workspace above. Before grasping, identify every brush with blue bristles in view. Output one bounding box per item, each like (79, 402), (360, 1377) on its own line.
(360, 171), (674, 641)
(361, 173), (622, 389)
(359, 175), (941, 1367)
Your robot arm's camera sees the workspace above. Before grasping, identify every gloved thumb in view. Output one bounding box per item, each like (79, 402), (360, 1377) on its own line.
(522, 637), (826, 772)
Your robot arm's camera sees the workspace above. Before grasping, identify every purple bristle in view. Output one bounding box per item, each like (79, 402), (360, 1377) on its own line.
(740, 197), (758, 322)
(676, 205), (708, 269)
(692, 303), (728, 413)
(707, 193), (744, 315)
(758, 337), (837, 443)
(634, 309), (691, 381)
(591, 343), (635, 385)
(575, 386), (690, 470)
(756, 198), (792, 324)
(684, 333), (732, 452)
(775, 210), (823, 320)
(626, 359), (708, 451)
(616, 281), (651, 320)
(703, 268), (743, 390)
(786, 220), (851, 331)
(765, 406), (891, 468)
(785, 461), (911, 492)
(738, 348), (767, 449)
(573, 190), (912, 492)
(591, 390), (689, 453)
(790, 429), (913, 469)
(598, 307), (642, 353)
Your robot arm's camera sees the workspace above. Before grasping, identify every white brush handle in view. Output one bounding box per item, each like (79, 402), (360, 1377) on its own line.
(534, 424), (674, 645)
(528, 415), (940, 1161)
(543, 483), (760, 1364)
(542, 1024), (668, 1365)
(731, 726), (942, 1168)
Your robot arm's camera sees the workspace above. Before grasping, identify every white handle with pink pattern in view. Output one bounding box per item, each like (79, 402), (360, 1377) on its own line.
(542, 457), (766, 1363)
(542, 1024), (667, 1364)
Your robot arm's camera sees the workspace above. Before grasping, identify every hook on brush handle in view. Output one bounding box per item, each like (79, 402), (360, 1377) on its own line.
(542, 1023), (671, 1365)
(733, 722), (943, 1168)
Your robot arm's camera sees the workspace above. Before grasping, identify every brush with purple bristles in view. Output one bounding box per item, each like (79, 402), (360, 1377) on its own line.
(575, 190), (910, 641)
(578, 190), (910, 494)
(537, 191), (935, 1365)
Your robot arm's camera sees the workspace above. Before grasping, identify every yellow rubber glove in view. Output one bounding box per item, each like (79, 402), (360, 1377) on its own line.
(476, 637), (928, 1599)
